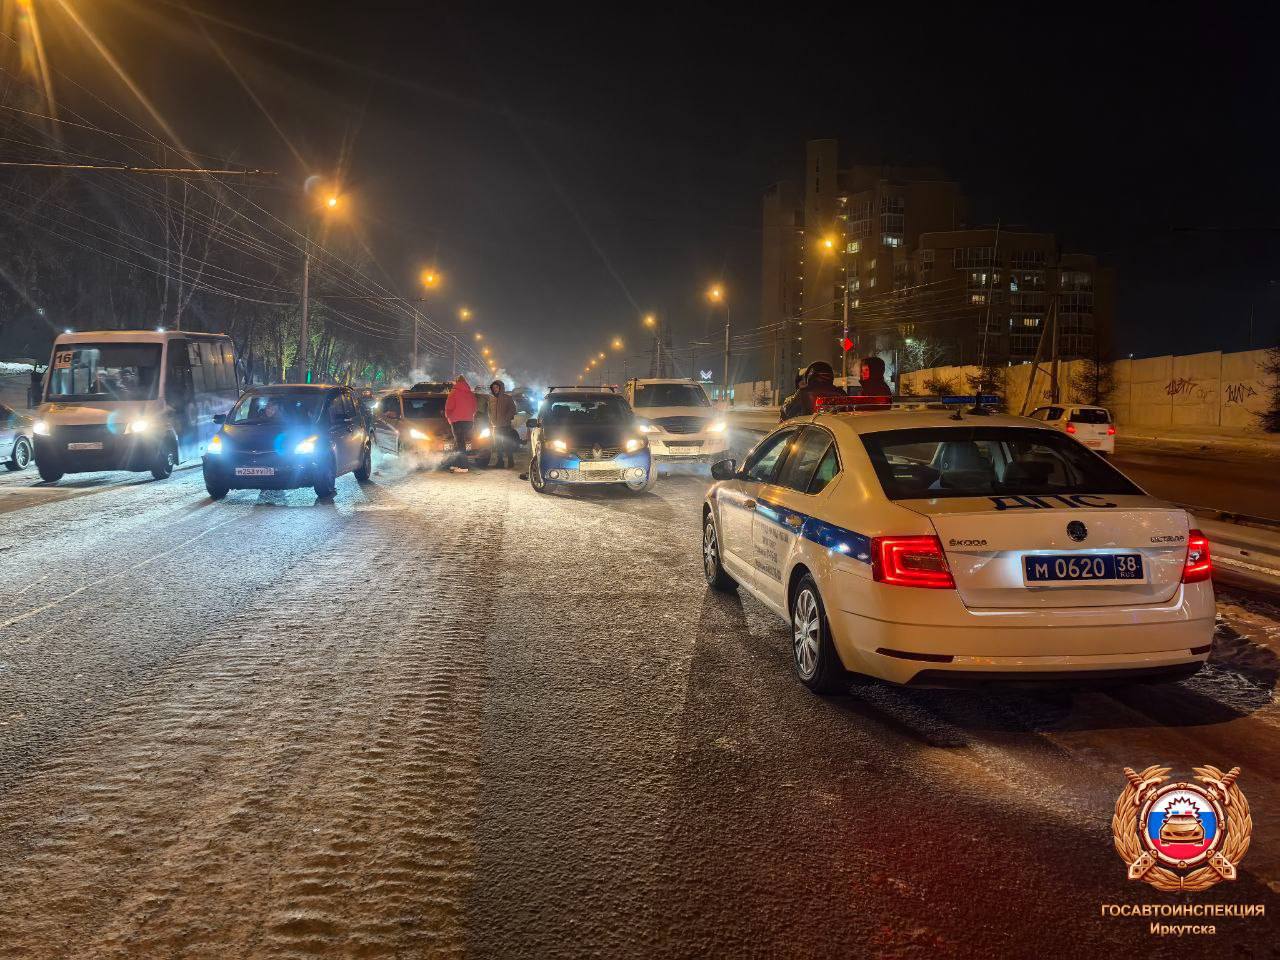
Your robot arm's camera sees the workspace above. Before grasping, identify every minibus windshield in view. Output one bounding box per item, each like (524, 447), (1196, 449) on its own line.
(46, 344), (162, 402)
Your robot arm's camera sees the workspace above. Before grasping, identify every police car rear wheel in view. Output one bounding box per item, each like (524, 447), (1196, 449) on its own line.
(792, 574), (850, 694)
(702, 516), (737, 592)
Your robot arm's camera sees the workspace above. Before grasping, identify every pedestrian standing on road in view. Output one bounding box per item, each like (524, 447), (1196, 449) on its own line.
(444, 376), (476, 474)
(783, 362), (846, 419)
(487, 379), (517, 468)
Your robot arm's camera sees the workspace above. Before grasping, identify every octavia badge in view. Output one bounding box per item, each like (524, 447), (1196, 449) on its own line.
(1067, 520), (1088, 542)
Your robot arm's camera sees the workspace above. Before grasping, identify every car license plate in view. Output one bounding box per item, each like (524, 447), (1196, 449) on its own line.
(580, 459), (614, 471)
(235, 466), (275, 477)
(1024, 553), (1143, 583)
(67, 441), (103, 451)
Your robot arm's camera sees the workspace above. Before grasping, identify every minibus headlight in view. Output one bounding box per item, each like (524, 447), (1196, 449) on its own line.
(125, 418), (152, 434)
(207, 434), (223, 455)
(32, 419), (50, 436)
(294, 435), (318, 455)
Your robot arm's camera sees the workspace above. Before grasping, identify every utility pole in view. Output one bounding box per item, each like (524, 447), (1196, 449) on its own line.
(411, 307), (419, 374)
(298, 233), (311, 383)
(1049, 291), (1062, 403)
(722, 306), (731, 404)
(840, 254), (850, 387)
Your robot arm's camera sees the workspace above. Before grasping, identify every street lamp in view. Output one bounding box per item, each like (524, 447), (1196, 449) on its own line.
(820, 233), (851, 387)
(459, 307), (472, 321)
(706, 284), (730, 403)
(297, 184), (345, 382)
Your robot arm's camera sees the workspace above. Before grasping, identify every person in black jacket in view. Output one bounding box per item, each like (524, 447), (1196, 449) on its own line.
(780, 361), (846, 420)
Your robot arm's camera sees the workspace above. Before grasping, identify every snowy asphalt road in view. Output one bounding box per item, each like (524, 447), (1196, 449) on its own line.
(0, 455), (1277, 958)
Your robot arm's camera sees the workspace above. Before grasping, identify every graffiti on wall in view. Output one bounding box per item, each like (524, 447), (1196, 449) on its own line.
(1224, 382), (1259, 405)
(1165, 377), (1213, 402)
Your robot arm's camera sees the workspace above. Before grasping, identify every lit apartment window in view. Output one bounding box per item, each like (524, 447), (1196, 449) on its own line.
(879, 196), (905, 248)
(847, 240), (860, 254)
(1061, 270), (1092, 291)
(866, 258), (876, 271)
(970, 292), (987, 305)
(882, 235), (903, 247)
(867, 277), (876, 288)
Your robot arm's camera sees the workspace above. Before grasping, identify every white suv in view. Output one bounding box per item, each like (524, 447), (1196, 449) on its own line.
(624, 378), (728, 464)
(1028, 404), (1115, 455)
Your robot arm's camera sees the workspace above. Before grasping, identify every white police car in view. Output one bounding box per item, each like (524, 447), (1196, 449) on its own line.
(701, 396), (1214, 691)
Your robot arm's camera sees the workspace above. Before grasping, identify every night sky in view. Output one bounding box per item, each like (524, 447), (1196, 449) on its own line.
(34, 2), (1280, 381)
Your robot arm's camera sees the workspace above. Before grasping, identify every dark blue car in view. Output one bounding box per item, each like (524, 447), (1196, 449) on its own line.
(527, 387), (655, 494)
(203, 384), (372, 500)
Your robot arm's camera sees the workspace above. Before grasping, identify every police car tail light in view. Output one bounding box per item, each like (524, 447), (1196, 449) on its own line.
(1182, 529), (1212, 584)
(871, 535), (955, 589)
(1065, 422), (1077, 434)
(1107, 425), (1116, 435)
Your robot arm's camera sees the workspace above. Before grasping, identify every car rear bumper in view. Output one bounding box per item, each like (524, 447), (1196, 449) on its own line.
(831, 610), (1214, 685)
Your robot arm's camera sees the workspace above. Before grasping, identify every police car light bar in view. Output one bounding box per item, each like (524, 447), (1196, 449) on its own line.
(813, 394), (1001, 414)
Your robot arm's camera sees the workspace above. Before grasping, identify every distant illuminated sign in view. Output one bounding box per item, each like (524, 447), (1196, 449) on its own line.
(699, 369), (713, 381)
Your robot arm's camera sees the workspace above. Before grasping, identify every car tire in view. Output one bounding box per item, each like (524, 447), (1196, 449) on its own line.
(36, 457), (63, 483)
(313, 453), (337, 499)
(791, 573), (851, 695)
(354, 443), (372, 483)
(206, 479), (229, 500)
(702, 513), (738, 592)
(6, 437), (32, 471)
(150, 439), (177, 480)
(529, 455), (553, 494)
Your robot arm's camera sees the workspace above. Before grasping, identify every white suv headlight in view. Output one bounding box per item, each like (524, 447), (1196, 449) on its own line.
(637, 421), (658, 433)
(707, 420), (727, 434)
(125, 418), (152, 434)
(625, 436), (646, 453)
(294, 435), (318, 455)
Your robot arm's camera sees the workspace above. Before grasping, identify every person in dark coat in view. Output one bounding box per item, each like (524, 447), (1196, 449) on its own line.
(857, 356), (893, 396)
(782, 361), (846, 419)
(486, 380), (518, 468)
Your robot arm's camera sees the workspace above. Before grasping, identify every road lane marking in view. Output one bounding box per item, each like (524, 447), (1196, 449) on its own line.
(0, 516), (243, 632)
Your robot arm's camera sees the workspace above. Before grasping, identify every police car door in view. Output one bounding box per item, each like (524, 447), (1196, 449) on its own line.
(719, 427), (797, 584)
(752, 426), (836, 612)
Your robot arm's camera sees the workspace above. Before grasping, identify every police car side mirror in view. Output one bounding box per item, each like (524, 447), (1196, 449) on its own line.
(527, 418), (541, 429)
(710, 458), (737, 481)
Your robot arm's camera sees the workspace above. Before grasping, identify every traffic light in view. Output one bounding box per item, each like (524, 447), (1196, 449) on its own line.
(841, 336), (854, 353)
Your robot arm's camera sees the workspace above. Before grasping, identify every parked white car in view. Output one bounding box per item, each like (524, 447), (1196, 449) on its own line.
(623, 378), (728, 465)
(1028, 404), (1115, 455)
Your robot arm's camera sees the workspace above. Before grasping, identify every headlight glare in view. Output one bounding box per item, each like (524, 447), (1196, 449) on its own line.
(550, 438), (568, 453)
(479, 426), (492, 439)
(125, 418), (152, 434)
(294, 435), (318, 455)
(33, 419), (50, 436)
(625, 437), (645, 453)
(637, 422), (657, 433)
(208, 434), (223, 455)
(707, 420), (727, 434)
(409, 428), (427, 440)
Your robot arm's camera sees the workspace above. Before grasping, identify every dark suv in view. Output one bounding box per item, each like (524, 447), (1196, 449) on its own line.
(526, 387), (654, 494)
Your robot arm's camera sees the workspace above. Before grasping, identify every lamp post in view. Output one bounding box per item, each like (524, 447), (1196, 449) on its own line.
(643, 313), (662, 377)
(297, 189), (343, 383)
(821, 234), (850, 388)
(707, 285), (729, 403)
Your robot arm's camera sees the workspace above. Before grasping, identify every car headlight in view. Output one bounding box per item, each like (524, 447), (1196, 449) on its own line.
(637, 421), (658, 433)
(294, 435), (318, 455)
(707, 420), (727, 434)
(125, 418), (152, 434)
(551, 438), (568, 453)
(32, 419), (50, 436)
(625, 436), (645, 453)
(409, 427), (428, 440)
(208, 434), (223, 455)
(479, 426), (492, 439)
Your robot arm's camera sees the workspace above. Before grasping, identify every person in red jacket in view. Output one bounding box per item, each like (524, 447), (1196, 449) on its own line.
(443, 376), (476, 473)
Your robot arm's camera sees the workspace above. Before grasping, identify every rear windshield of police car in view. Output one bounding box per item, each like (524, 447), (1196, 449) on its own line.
(860, 426), (1142, 500)
(1069, 408), (1111, 424)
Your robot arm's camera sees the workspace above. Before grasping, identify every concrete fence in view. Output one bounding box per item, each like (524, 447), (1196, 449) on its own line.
(898, 349), (1274, 434)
